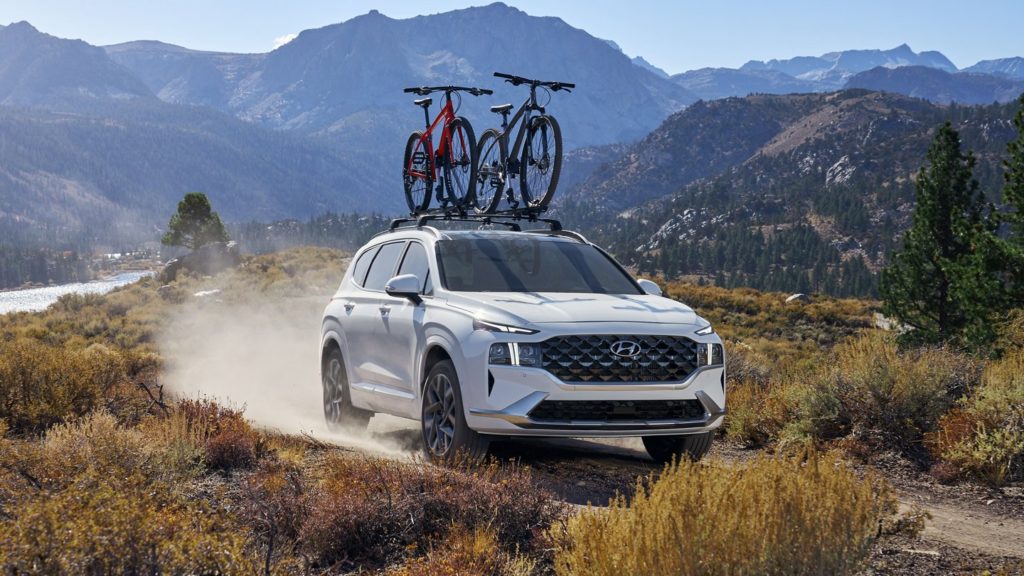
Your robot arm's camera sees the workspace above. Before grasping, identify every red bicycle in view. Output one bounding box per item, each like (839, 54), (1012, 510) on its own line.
(402, 85), (491, 214)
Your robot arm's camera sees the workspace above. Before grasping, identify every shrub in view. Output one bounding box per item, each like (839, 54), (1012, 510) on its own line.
(0, 339), (144, 433)
(174, 399), (263, 472)
(389, 526), (536, 576)
(300, 455), (560, 569)
(553, 454), (895, 576)
(931, 349), (1024, 484)
(789, 332), (979, 452)
(238, 458), (307, 574)
(0, 475), (254, 574)
(0, 412), (257, 573)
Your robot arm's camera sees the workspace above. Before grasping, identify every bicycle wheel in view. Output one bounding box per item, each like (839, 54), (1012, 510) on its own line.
(443, 116), (477, 210)
(474, 128), (506, 214)
(519, 115), (562, 209)
(403, 130), (433, 214)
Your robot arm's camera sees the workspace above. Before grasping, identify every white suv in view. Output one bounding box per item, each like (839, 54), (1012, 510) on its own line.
(320, 223), (725, 462)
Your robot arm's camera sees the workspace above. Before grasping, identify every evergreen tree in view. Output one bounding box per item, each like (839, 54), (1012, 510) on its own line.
(162, 192), (230, 250)
(879, 123), (999, 348)
(1002, 96), (1024, 306)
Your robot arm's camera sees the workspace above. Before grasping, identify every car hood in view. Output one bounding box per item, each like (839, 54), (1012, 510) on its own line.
(445, 292), (699, 326)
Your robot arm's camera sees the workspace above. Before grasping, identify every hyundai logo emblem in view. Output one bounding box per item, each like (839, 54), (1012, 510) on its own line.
(610, 340), (642, 358)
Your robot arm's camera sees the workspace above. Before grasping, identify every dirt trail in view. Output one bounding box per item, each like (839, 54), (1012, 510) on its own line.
(898, 491), (1024, 559)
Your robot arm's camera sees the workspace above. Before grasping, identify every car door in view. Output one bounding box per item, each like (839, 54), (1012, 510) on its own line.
(375, 241), (432, 401)
(344, 240), (406, 392)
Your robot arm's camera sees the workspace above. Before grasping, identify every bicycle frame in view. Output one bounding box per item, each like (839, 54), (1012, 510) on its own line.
(495, 88), (546, 171)
(407, 94), (468, 181)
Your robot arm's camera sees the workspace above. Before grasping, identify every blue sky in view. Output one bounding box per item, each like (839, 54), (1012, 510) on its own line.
(1, 1), (1021, 73)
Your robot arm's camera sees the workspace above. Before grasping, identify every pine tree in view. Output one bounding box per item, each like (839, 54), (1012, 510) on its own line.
(162, 192), (230, 250)
(1002, 96), (1024, 306)
(879, 123), (1000, 348)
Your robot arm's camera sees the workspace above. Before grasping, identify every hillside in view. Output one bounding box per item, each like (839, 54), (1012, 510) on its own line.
(845, 66), (1024, 104)
(559, 91), (1020, 296)
(0, 103), (393, 239)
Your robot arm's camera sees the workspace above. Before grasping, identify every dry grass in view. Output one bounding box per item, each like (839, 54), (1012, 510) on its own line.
(388, 527), (536, 576)
(299, 454), (560, 569)
(930, 348), (1024, 484)
(553, 453), (895, 576)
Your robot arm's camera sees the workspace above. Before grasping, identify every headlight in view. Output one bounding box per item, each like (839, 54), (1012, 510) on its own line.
(695, 323), (714, 336)
(488, 342), (543, 366)
(696, 343), (724, 367)
(488, 343), (512, 365)
(474, 318), (538, 335)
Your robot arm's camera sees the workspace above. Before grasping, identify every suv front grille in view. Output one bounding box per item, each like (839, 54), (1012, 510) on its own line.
(529, 399), (706, 422)
(540, 335), (699, 383)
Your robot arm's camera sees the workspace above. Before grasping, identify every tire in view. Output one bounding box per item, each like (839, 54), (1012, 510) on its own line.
(519, 114), (562, 209)
(322, 346), (371, 432)
(443, 117), (477, 210)
(642, 432), (714, 464)
(421, 359), (489, 461)
(403, 130), (433, 214)
(474, 128), (506, 214)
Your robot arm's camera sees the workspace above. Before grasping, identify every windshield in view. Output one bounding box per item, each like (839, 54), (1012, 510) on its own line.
(437, 236), (641, 294)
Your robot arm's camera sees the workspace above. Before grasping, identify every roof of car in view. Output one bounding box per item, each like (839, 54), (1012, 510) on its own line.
(372, 226), (588, 244)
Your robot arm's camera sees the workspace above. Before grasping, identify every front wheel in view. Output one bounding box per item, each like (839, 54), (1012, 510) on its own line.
(474, 128), (506, 214)
(403, 130), (433, 215)
(443, 117), (477, 210)
(642, 432), (714, 464)
(322, 347), (371, 432)
(421, 360), (489, 461)
(519, 115), (562, 209)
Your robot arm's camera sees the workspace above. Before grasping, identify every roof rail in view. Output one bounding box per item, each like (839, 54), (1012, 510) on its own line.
(388, 208), (563, 233)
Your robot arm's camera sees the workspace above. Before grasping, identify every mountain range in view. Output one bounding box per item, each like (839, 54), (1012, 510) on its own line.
(0, 3), (1022, 279)
(668, 44), (1024, 104)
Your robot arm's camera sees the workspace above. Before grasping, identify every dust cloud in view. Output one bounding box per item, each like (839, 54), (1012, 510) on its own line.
(158, 288), (417, 458)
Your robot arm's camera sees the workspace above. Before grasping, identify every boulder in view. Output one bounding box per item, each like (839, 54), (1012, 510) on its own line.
(160, 241), (241, 282)
(785, 293), (811, 304)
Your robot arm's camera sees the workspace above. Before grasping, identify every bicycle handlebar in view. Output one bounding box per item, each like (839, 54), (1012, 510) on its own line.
(493, 72), (575, 92)
(402, 86), (493, 96)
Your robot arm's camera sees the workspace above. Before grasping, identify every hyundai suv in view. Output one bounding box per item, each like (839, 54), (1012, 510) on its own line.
(320, 224), (725, 462)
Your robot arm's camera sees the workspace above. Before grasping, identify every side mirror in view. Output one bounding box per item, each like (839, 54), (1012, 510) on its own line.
(637, 279), (663, 296)
(385, 274), (422, 304)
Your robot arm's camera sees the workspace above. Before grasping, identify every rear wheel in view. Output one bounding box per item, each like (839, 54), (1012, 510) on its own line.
(519, 114), (562, 209)
(322, 347), (371, 432)
(474, 128), (506, 214)
(642, 432), (714, 464)
(421, 360), (489, 461)
(403, 130), (433, 214)
(443, 117), (477, 210)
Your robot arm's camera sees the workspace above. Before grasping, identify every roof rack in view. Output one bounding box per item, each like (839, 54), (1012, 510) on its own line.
(388, 207), (562, 233)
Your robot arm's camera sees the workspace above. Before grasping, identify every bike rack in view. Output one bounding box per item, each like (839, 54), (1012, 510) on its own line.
(389, 205), (562, 233)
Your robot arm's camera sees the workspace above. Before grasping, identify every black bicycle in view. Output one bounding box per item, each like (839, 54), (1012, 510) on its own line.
(474, 72), (573, 213)
(402, 85), (491, 214)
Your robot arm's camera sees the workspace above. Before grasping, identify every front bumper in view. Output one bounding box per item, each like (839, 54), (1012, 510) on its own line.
(466, 363), (726, 438)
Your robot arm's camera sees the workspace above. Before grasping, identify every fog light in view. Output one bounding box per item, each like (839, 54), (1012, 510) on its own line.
(489, 343), (512, 365)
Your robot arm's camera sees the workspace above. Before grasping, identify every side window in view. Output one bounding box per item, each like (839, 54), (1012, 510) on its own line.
(350, 245), (379, 286)
(397, 242), (431, 294)
(363, 242), (406, 291)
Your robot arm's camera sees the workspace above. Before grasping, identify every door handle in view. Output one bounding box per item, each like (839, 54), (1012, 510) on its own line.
(378, 305), (391, 317)
(344, 302), (355, 312)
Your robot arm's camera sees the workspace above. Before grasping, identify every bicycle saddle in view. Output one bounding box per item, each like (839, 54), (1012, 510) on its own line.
(490, 103), (513, 114)
(414, 98), (432, 107)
